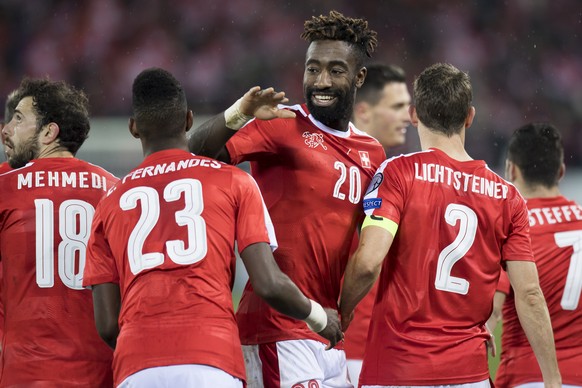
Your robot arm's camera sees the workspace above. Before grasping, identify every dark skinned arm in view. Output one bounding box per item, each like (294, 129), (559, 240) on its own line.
(187, 86), (296, 161)
(240, 242), (343, 349)
(92, 282), (121, 350)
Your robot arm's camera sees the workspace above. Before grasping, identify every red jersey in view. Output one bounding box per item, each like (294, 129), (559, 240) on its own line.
(496, 196), (582, 387)
(361, 148), (533, 386)
(0, 158), (117, 387)
(230, 104), (385, 345)
(83, 149), (276, 386)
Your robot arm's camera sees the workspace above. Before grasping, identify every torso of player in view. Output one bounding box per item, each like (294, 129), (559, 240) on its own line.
(0, 158), (116, 386)
(497, 196), (582, 386)
(86, 149), (271, 384)
(361, 148), (531, 386)
(228, 104), (385, 344)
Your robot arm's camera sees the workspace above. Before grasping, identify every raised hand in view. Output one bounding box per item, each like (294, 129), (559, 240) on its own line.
(240, 86), (297, 120)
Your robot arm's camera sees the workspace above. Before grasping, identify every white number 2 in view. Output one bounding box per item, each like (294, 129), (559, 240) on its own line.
(554, 230), (582, 310)
(35, 199), (95, 290)
(120, 178), (207, 275)
(435, 203), (478, 295)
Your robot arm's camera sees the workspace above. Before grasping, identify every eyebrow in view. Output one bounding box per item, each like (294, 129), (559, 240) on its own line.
(306, 59), (349, 67)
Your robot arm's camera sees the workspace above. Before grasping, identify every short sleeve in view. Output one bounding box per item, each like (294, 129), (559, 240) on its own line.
(363, 157), (407, 225)
(83, 203), (119, 286)
(501, 195), (534, 263)
(225, 118), (282, 165)
(232, 171), (277, 252)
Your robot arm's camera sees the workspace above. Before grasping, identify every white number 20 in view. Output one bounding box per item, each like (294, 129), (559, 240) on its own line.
(35, 199), (95, 290)
(332, 161), (361, 204)
(120, 178), (207, 275)
(435, 203), (478, 295)
(554, 230), (582, 310)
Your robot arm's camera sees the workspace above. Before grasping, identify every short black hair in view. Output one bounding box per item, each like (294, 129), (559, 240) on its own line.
(18, 78), (90, 155)
(356, 64), (406, 106)
(507, 122), (564, 188)
(413, 63), (472, 136)
(132, 67), (187, 137)
(301, 10), (378, 68)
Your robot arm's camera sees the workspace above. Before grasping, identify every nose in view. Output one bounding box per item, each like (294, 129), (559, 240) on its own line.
(1, 121), (12, 144)
(314, 70), (332, 88)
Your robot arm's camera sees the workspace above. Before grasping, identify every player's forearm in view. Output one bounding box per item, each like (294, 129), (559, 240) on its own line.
(340, 256), (378, 319)
(187, 114), (235, 161)
(258, 273), (312, 320)
(515, 287), (561, 385)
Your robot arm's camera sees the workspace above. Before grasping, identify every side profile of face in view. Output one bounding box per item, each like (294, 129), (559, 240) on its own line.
(1, 96), (41, 168)
(303, 40), (364, 129)
(364, 82), (411, 148)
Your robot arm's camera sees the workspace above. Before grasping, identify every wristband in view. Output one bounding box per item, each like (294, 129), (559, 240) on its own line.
(224, 98), (253, 130)
(304, 299), (328, 333)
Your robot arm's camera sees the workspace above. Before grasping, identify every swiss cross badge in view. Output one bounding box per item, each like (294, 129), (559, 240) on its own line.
(359, 151), (371, 168)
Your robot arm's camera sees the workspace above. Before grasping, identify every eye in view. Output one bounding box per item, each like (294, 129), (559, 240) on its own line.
(331, 68), (346, 75)
(306, 67), (319, 74)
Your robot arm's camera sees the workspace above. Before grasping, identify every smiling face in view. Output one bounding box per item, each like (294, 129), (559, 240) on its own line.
(2, 96), (41, 168)
(303, 40), (365, 131)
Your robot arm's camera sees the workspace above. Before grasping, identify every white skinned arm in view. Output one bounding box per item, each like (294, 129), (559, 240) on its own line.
(506, 260), (561, 387)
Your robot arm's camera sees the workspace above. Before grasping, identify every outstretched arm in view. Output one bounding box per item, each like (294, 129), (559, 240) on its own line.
(188, 86), (296, 162)
(506, 260), (561, 387)
(340, 223), (393, 331)
(241, 242), (343, 349)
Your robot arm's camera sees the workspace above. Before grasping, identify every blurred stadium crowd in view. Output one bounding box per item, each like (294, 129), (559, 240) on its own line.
(0, 0), (580, 167)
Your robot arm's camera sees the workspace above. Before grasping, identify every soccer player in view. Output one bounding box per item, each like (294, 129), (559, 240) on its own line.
(340, 63), (561, 387)
(188, 11), (385, 388)
(187, 11), (386, 387)
(345, 63), (411, 384)
(0, 78), (116, 386)
(83, 68), (342, 388)
(493, 123), (582, 388)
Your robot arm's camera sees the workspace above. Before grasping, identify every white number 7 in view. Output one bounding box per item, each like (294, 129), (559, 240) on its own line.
(554, 230), (582, 310)
(435, 203), (478, 295)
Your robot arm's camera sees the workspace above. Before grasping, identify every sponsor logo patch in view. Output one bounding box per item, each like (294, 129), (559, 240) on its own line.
(363, 198), (382, 210)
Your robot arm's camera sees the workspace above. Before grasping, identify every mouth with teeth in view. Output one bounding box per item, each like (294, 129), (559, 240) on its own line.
(311, 93), (337, 107)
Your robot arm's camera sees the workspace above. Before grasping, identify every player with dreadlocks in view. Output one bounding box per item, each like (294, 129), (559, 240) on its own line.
(188, 10), (385, 388)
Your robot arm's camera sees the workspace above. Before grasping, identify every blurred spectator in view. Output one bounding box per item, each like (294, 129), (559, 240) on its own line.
(0, 0), (580, 168)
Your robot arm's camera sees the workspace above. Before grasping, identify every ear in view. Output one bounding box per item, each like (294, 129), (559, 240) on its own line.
(353, 102), (370, 123)
(128, 117), (140, 139)
(558, 163), (566, 181)
(40, 123), (60, 145)
(505, 160), (517, 182)
(355, 67), (367, 88)
(409, 105), (419, 127)
(465, 106), (476, 129)
(186, 110), (194, 132)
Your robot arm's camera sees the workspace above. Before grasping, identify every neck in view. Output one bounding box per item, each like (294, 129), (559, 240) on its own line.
(37, 144), (74, 159)
(513, 181), (561, 199)
(142, 137), (189, 157)
(418, 124), (472, 161)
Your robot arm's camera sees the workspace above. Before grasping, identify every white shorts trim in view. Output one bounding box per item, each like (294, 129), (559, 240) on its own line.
(243, 339), (352, 388)
(362, 378), (490, 388)
(117, 364), (243, 388)
(515, 384), (581, 388)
